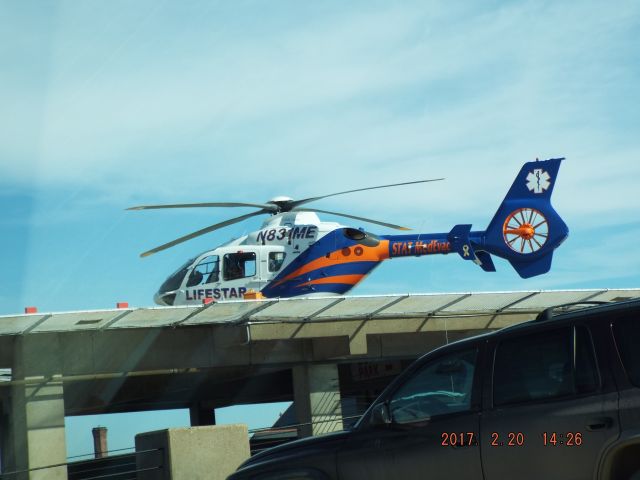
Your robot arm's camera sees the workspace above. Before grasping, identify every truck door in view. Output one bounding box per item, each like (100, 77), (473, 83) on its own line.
(480, 325), (619, 480)
(382, 346), (484, 480)
(611, 314), (640, 478)
(338, 346), (483, 480)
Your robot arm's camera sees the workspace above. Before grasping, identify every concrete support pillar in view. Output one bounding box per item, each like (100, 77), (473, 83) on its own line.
(10, 377), (67, 479)
(0, 389), (11, 475)
(293, 364), (342, 438)
(2, 335), (67, 480)
(189, 402), (216, 426)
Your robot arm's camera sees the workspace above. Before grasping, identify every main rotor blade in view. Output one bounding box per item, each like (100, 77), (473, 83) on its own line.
(128, 202), (275, 211)
(293, 208), (411, 230)
(290, 178), (444, 209)
(140, 210), (266, 257)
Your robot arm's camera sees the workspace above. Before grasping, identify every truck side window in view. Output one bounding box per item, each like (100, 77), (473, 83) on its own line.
(574, 325), (599, 393)
(389, 348), (477, 424)
(612, 315), (640, 387)
(493, 326), (599, 407)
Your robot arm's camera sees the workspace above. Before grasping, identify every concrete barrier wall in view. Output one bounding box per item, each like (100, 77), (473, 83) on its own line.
(135, 424), (250, 480)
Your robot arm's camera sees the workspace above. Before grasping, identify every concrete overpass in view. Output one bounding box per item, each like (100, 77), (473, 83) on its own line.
(1, 289), (638, 478)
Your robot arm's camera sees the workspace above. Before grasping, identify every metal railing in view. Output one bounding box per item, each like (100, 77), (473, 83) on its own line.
(0, 413), (367, 478)
(0, 447), (163, 480)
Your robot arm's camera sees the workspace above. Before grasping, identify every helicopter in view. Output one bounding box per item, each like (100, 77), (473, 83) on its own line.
(128, 158), (568, 306)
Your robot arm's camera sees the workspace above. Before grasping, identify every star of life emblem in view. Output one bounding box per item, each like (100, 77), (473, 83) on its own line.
(526, 169), (551, 194)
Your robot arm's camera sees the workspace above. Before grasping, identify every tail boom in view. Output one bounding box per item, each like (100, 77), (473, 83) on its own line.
(385, 158), (568, 279)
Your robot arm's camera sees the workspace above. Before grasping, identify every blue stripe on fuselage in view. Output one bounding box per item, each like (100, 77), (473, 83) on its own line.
(262, 261), (378, 298)
(269, 282), (355, 298)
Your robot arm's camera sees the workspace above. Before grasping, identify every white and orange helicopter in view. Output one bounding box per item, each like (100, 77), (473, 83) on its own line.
(129, 158), (568, 306)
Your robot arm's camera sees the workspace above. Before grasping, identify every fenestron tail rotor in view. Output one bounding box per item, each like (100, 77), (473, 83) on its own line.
(502, 208), (549, 254)
(128, 178), (444, 257)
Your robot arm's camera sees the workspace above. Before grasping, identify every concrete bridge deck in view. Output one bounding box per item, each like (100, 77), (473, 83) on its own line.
(1, 289), (638, 478)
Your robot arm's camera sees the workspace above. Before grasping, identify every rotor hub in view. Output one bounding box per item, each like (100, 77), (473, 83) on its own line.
(267, 196), (295, 213)
(268, 196), (293, 204)
(503, 208), (549, 254)
(515, 224), (536, 240)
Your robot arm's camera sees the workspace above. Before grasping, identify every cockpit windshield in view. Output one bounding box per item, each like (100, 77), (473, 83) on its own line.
(159, 257), (195, 293)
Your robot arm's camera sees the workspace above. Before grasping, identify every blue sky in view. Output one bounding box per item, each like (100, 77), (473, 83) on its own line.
(2, 0), (640, 459)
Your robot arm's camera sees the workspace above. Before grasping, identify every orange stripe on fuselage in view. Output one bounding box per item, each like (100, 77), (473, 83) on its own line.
(297, 274), (365, 287)
(274, 240), (390, 287)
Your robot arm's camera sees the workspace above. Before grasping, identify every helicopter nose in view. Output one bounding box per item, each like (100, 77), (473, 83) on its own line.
(153, 292), (166, 306)
(154, 291), (176, 306)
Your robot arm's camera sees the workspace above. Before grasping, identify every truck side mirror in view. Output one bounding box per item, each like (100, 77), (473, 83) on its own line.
(370, 402), (391, 426)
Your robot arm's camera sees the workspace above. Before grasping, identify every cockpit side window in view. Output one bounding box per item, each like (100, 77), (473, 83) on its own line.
(186, 255), (220, 287)
(223, 252), (256, 281)
(268, 252), (286, 272)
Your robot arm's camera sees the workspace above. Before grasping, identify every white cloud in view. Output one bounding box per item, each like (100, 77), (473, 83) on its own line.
(1, 0), (639, 228)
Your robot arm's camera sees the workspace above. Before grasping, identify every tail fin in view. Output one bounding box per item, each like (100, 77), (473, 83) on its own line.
(450, 158), (569, 278)
(485, 157), (568, 277)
